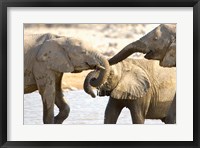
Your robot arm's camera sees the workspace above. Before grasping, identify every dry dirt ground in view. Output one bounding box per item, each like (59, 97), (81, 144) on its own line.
(24, 24), (159, 90)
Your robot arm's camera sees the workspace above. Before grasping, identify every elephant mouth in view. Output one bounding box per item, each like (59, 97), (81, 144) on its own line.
(145, 49), (161, 60)
(71, 70), (83, 73)
(97, 89), (111, 96)
(85, 62), (99, 69)
(160, 60), (176, 67)
(72, 62), (92, 73)
(144, 50), (154, 59)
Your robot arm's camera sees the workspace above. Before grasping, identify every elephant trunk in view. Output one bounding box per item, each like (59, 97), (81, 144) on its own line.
(83, 71), (98, 98)
(84, 53), (110, 97)
(89, 53), (110, 87)
(109, 40), (147, 65)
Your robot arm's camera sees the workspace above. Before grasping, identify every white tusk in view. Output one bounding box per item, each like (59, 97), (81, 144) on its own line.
(96, 65), (105, 70)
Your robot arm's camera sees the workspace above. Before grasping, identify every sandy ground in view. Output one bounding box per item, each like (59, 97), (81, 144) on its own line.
(24, 24), (159, 90)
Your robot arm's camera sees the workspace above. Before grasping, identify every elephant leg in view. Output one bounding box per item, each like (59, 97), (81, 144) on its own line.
(164, 94), (176, 124)
(104, 97), (124, 124)
(43, 99), (55, 124)
(38, 84), (55, 124)
(36, 72), (56, 124)
(54, 73), (70, 124)
(130, 109), (145, 124)
(129, 100), (145, 124)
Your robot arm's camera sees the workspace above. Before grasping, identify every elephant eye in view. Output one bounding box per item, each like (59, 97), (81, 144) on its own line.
(82, 51), (86, 54)
(153, 36), (158, 41)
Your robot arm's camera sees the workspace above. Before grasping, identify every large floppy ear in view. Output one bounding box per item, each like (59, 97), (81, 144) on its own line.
(111, 65), (150, 100)
(161, 41), (176, 67)
(36, 37), (74, 72)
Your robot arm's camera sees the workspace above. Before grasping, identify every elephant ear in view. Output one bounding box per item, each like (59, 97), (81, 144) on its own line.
(111, 65), (150, 100)
(36, 38), (74, 72)
(161, 42), (176, 67)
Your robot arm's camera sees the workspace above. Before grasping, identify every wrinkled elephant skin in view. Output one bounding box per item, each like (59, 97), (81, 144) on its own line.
(24, 33), (110, 124)
(84, 58), (176, 124)
(108, 24), (176, 123)
(109, 24), (176, 67)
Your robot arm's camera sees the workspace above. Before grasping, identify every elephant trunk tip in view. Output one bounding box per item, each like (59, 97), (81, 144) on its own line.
(83, 71), (98, 98)
(91, 93), (96, 98)
(84, 85), (96, 98)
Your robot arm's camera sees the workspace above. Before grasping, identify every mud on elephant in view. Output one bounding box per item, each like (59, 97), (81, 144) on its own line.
(84, 58), (176, 124)
(24, 33), (110, 124)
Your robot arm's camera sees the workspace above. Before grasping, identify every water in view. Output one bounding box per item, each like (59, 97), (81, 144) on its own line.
(24, 90), (164, 125)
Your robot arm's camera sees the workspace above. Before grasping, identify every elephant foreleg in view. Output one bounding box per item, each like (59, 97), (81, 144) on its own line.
(131, 113), (145, 124)
(43, 100), (55, 124)
(39, 84), (55, 124)
(104, 97), (124, 124)
(129, 101), (145, 124)
(36, 72), (56, 124)
(130, 111), (145, 124)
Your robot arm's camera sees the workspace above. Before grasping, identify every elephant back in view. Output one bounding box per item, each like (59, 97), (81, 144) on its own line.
(24, 33), (62, 85)
(24, 33), (61, 53)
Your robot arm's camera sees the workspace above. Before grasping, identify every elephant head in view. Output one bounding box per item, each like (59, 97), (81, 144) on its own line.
(84, 59), (150, 99)
(36, 36), (110, 87)
(109, 24), (176, 67)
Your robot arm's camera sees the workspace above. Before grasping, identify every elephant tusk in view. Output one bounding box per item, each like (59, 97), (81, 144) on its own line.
(96, 65), (105, 70)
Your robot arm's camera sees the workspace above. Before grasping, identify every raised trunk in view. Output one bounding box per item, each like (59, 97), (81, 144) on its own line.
(109, 40), (147, 65)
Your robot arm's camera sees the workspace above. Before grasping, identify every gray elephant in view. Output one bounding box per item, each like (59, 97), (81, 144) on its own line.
(109, 24), (176, 67)
(84, 58), (176, 124)
(24, 33), (110, 124)
(108, 24), (176, 123)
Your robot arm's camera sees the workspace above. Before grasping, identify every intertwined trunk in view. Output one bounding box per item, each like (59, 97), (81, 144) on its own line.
(84, 53), (110, 97)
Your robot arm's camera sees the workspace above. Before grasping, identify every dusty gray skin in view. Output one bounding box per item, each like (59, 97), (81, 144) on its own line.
(108, 24), (176, 123)
(24, 33), (110, 124)
(165, 94), (176, 123)
(84, 58), (176, 124)
(109, 24), (176, 67)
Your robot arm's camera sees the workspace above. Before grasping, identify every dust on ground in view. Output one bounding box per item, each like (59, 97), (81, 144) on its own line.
(24, 24), (159, 90)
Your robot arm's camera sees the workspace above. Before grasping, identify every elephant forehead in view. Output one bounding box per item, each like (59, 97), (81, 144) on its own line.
(100, 65), (121, 90)
(155, 27), (162, 37)
(67, 38), (95, 51)
(109, 64), (123, 82)
(67, 38), (84, 46)
(162, 24), (176, 31)
(154, 24), (171, 39)
(120, 59), (138, 71)
(110, 64), (121, 75)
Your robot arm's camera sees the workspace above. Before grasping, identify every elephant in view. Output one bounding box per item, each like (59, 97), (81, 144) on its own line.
(24, 33), (110, 124)
(108, 24), (176, 123)
(84, 58), (176, 124)
(109, 24), (176, 67)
